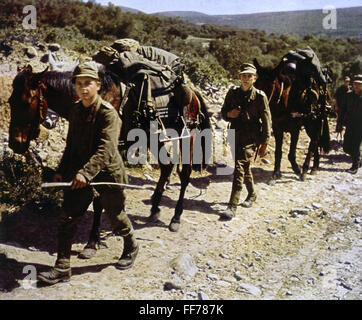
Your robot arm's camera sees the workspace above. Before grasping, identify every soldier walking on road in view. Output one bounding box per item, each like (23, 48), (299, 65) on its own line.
(335, 76), (351, 133)
(219, 63), (271, 220)
(338, 74), (362, 174)
(38, 62), (139, 284)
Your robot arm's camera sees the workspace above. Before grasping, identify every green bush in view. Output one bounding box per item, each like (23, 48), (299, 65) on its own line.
(0, 153), (63, 207)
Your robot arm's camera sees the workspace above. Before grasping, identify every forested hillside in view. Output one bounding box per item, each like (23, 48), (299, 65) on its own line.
(155, 7), (362, 39)
(0, 0), (361, 91)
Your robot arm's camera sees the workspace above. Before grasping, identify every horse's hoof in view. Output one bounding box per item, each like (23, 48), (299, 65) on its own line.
(148, 211), (160, 222)
(310, 169), (318, 175)
(169, 220), (180, 232)
(292, 166), (301, 176)
(272, 172), (282, 180)
(78, 247), (97, 259)
(300, 173), (307, 181)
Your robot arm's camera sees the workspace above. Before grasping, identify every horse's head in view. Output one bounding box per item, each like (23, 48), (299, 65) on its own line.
(8, 65), (49, 154)
(254, 58), (291, 107)
(300, 83), (320, 115)
(253, 58), (278, 98)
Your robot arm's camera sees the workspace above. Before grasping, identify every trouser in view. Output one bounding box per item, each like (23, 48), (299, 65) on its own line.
(228, 159), (255, 208)
(343, 126), (361, 168)
(55, 186), (135, 269)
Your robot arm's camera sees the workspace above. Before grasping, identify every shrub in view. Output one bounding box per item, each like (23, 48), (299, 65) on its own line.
(0, 153), (63, 208)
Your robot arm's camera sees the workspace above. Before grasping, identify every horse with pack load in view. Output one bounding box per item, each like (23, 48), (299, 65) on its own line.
(8, 39), (211, 258)
(254, 46), (332, 181)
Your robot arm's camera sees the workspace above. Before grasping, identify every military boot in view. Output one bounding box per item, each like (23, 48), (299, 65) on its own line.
(346, 164), (358, 174)
(240, 193), (257, 208)
(219, 206), (237, 221)
(38, 267), (71, 285)
(115, 236), (139, 270)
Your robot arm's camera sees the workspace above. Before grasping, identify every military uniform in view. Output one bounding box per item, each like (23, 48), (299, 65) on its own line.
(55, 95), (136, 269)
(342, 77), (362, 173)
(221, 66), (271, 217)
(38, 62), (138, 284)
(335, 77), (351, 131)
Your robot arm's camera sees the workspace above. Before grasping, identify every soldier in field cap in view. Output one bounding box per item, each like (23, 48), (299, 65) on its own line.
(38, 61), (139, 284)
(335, 75), (351, 132)
(219, 62), (271, 220)
(340, 74), (362, 174)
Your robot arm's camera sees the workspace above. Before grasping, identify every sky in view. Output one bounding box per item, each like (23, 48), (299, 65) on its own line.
(93, 0), (362, 15)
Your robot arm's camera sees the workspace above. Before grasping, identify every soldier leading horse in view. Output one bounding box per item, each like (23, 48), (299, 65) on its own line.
(8, 64), (210, 258)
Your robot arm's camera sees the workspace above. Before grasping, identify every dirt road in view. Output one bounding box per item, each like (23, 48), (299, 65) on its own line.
(0, 118), (361, 300)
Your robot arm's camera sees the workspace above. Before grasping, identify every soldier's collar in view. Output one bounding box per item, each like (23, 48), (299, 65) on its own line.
(78, 95), (101, 123)
(239, 86), (257, 101)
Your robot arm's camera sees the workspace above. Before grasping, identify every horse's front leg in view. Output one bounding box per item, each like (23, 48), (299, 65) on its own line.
(169, 164), (192, 232)
(310, 147), (320, 175)
(78, 196), (102, 259)
(148, 163), (174, 221)
(301, 122), (318, 180)
(310, 121), (322, 175)
(272, 129), (283, 179)
(288, 128), (301, 177)
(301, 143), (314, 181)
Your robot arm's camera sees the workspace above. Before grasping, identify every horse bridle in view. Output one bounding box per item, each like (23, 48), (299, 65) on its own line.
(36, 82), (48, 123)
(27, 80), (48, 139)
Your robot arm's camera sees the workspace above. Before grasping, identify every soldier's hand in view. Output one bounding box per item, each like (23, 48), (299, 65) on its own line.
(227, 108), (241, 119)
(258, 143), (268, 158)
(53, 173), (63, 182)
(71, 173), (88, 189)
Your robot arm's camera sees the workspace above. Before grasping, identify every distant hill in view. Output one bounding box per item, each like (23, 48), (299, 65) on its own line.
(119, 6), (142, 14)
(154, 7), (362, 38)
(154, 11), (209, 18)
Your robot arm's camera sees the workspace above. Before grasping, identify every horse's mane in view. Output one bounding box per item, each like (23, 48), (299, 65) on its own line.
(42, 67), (123, 98)
(99, 68), (123, 92)
(44, 71), (75, 98)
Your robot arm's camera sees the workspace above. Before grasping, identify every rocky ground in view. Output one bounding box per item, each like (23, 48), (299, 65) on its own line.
(0, 40), (361, 301)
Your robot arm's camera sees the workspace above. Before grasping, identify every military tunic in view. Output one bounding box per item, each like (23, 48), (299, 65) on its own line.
(335, 85), (351, 128)
(55, 96), (134, 268)
(342, 90), (362, 166)
(221, 85), (271, 208)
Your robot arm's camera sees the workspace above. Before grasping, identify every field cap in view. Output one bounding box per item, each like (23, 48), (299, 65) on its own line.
(239, 63), (257, 75)
(72, 61), (99, 82)
(344, 76), (350, 81)
(353, 74), (362, 83)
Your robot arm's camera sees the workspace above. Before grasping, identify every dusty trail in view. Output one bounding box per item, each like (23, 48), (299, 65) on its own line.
(0, 120), (361, 300)
(0, 47), (360, 300)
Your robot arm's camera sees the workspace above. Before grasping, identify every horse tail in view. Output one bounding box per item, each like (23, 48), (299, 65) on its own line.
(319, 115), (331, 154)
(193, 90), (212, 171)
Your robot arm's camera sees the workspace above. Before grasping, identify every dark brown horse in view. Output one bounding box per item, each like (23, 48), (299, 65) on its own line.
(8, 64), (211, 257)
(254, 57), (331, 181)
